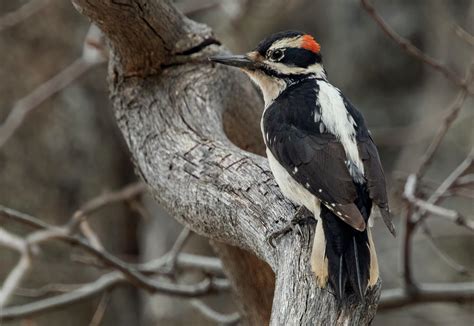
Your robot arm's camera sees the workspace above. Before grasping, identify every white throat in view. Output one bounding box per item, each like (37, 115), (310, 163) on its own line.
(244, 71), (287, 108)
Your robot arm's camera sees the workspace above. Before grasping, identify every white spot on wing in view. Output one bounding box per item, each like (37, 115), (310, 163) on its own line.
(319, 122), (325, 133)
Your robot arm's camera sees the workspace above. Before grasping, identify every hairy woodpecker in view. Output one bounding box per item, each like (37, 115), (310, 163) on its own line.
(210, 31), (395, 301)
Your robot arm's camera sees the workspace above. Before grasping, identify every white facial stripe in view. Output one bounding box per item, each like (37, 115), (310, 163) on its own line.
(264, 61), (307, 74)
(268, 36), (302, 51)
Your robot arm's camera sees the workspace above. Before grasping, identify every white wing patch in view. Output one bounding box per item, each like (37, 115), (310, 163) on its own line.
(317, 81), (365, 178)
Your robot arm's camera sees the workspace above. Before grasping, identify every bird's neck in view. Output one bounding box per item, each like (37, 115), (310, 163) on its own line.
(247, 70), (327, 109)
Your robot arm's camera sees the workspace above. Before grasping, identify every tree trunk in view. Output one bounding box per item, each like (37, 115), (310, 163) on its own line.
(72, 0), (381, 324)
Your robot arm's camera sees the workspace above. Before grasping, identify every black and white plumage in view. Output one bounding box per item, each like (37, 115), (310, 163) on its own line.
(210, 30), (395, 302)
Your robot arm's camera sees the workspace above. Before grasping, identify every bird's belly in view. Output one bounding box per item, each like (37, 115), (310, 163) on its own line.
(266, 149), (320, 215)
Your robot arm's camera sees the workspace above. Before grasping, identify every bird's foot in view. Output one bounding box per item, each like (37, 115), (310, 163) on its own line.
(267, 206), (315, 248)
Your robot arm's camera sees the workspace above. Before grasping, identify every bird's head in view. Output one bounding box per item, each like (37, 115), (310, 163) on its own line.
(210, 31), (325, 106)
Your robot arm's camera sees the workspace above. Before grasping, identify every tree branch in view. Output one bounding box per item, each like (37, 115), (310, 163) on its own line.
(190, 299), (240, 325)
(403, 174), (474, 232)
(379, 282), (474, 310)
(0, 0), (50, 32)
(0, 24), (106, 148)
(360, 0), (472, 91)
(69, 0), (381, 324)
(0, 213), (230, 322)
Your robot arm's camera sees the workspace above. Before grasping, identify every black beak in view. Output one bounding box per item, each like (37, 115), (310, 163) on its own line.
(209, 54), (257, 69)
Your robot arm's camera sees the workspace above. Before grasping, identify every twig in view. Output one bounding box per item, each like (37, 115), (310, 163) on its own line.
(0, 24), (106, 148)
(0, 0), (50, 32)
(0, 183), (211, 298)
(0, 253), (31, 307)
(360, 0), (470, 90)
(0, 182), (229, 321)
(15, 283), (84, 298)
(89, 292), (110, 326)
(161, 228), (192, 274)
(415, 80), (473, 178)
(79, 220), (103, 250)
(426, 150), (474, 206)
(379, 282), (474, 310)
(0, 269), (228, 322)
(0, 227), (26, 252)
(138, 253), (224, 277)
(400, 176), (417, 289)
(422, 225), (471, 275)
(69, 182), (146, 232)
(0, 272), (123, 321)
(454, 24), (474, 47)
(190, 299), (240, 325)
(403, 174), (474, 232)
(453, 174), (474, 188)
(0, 59), (94, 148)
(0, 206), (51, 230)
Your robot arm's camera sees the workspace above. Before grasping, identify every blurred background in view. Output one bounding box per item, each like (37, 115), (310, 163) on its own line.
(0, 0), (472, 325)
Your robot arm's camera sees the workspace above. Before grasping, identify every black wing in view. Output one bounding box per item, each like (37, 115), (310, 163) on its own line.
(267, 122), (366, 231)
(344, 95), (396, 236)
(358, 134), (396, 235)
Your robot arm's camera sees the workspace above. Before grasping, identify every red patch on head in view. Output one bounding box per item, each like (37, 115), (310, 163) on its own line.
(301, 34), (320, 53)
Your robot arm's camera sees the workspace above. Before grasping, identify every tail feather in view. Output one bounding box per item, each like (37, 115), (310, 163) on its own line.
(311, 205), (375, 302)
(337, 255), (345, 300)
(344, 234), (370, 301)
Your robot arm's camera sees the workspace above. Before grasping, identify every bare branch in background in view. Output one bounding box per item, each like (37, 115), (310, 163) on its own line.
(89, 293), (110, 326)
(360, 0), (474, 311)
(403, 174), (474, 232)
(415, 67), (474, 178)
(1, 272), (126, 321)
(360, 0), (472, 91)
(15, 284), (85, 298)
(190, 299), (240, 325)
(0, 24), (106, 149)
(0, 0), (51, 32)
(454, 24), (474, 47)
(160, 228), (192, 275)
(379, 282), (474, 310)
(422, 226), (472, 275)
(424, 150), (474, 208)
(69, 182), (146, 232)
(0, 182), (231, 321)
(0, 251), (31, 307)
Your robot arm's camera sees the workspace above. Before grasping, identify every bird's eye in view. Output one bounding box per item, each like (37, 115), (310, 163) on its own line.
(269, 49), (284, 61)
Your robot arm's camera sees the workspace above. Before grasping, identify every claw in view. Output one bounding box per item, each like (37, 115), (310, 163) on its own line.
(266, 206), (315, 247)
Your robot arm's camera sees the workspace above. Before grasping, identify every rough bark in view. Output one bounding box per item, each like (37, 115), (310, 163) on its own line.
(72, 0), (381, 324)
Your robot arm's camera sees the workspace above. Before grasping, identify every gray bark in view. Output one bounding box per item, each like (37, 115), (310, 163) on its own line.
(72, 0), (381, 324)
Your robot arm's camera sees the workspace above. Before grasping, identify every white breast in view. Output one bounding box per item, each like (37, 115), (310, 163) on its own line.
(266, 149), (321, 216)
(317, 81), (364, 176)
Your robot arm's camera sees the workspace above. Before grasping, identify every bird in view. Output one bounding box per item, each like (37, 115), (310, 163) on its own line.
(210, 31), (396, 302)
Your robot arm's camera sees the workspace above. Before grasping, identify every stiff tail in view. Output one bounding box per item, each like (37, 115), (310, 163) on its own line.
(311, 205), (378, 302)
